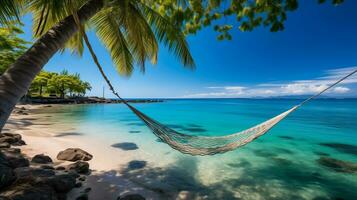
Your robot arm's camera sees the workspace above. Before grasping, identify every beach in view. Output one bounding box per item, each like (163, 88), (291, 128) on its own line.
(3, 99), (357, 199)
(4, 104), (167, 200)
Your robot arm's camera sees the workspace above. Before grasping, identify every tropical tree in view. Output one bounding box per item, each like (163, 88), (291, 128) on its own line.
(46, 70), (73, 98)
(29, 70), (91, 98)
(30, 71), (54, 96)
(0, 0), (344, 130)
(74, 81), (92, 97)
(0, 25), (28, 74)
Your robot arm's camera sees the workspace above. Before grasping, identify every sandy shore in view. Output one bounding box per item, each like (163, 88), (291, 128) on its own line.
(4, 104), (168, 200)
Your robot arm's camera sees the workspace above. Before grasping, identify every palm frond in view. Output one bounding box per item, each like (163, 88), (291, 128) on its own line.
(91, 7), (134, 76)
(60, 31), (84, 56)
(0, 0), (21, 25)
(27, 0), (87, 54)
(116, 0), (159, 72)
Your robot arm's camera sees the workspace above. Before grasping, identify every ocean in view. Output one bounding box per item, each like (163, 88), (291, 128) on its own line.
(41, 99), (357, 199)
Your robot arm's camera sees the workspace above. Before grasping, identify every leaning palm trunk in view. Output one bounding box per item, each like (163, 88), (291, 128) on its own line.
(0, 0), (104, 131)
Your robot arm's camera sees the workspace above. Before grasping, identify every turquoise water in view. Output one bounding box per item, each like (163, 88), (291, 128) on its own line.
(43, 99), (357, 199)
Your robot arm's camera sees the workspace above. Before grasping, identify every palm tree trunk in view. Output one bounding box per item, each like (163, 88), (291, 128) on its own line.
(0, 0), (104, 131)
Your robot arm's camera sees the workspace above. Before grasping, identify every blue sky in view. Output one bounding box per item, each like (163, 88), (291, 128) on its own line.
(20, 1), (357, 98)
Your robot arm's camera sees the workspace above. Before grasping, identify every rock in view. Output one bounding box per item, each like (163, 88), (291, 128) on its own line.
(31, 154), (53, 164)
(40, 165), (55, 170)
(83, 187), (91, 193)
(57, 148), (92, 161)
(0, 142), (10, 148)
(317, 156), (357, 173)
(1, 133), (21, 140)
(118, 194), (146, 200)
(0, 134), (23, 146)
(11, 140), (26, 146)
(0, 136), (17, 144)
(67, 171), (80, 178)
(0, 164), (16, 189)
(1, 152), (29, 169)
(78, 176), (86, 181)
(47, 174), (76, 193)
(0, 182), (59, 200)
(75, 182), (82, 188)
(14, 167), (55, 178)
(67, 161), (89, 174)
(76, 193), (88, 200)
(55, 166), (65, 171)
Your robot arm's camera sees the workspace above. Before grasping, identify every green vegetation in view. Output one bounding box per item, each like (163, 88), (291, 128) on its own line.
(152, 0), (344, 40)
(30, 70), (92, 98)
(0, 25), (28, 74)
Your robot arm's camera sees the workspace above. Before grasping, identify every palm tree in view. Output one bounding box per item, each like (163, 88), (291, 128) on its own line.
(0, 0), (194, 130)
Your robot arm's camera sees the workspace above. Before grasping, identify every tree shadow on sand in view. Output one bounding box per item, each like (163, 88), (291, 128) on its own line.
(111, 142), (139, 151)
(54, 132), (84, 137)
(83, 154), (357, 200)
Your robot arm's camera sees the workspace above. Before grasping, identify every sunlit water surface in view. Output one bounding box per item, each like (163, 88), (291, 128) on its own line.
(39, 99), (357, 199)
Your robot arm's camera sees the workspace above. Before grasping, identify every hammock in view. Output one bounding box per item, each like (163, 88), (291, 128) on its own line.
(118, 69), (357, 156)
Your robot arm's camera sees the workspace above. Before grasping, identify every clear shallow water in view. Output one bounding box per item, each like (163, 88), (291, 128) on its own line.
(42, 99), (357, 199)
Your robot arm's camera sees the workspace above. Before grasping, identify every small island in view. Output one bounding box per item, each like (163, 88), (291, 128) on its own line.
(22, 70), (163, 105)
(26, 96), (163, 105)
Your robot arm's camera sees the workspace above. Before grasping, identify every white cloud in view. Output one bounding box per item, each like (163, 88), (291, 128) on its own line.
(333, 86), (350, 93)
(183, 66), (357, 98)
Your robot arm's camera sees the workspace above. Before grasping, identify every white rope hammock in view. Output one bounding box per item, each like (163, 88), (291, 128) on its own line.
(118, 69), (357, 156)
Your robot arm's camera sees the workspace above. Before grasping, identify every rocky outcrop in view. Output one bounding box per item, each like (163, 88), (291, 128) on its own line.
(0, 132), (92, 200)
(57, 148), (93, 162)
(0, 133), (26, 147)
(0, 182), (60, 200)
(1, 151), (29, 168)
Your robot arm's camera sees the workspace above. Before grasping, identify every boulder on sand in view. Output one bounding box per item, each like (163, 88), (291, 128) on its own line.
(67, 161), (90, 174)
(31, 154), (53, 164)
(57, 148), (92, 161)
